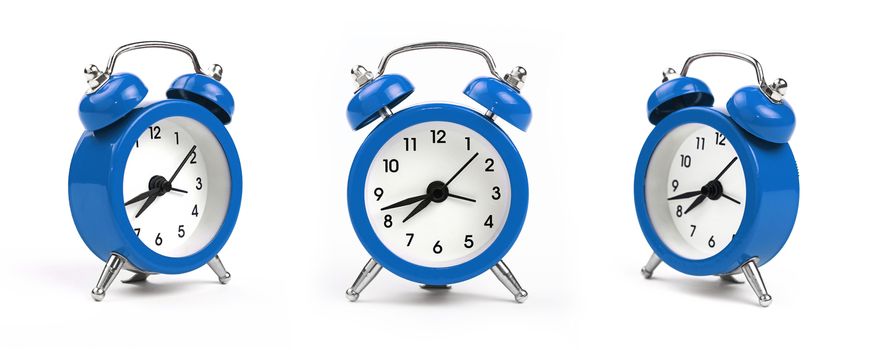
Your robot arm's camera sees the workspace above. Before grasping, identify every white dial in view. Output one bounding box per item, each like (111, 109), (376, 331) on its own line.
(364, 121), (511, 268)
(123, 117), (231, 258)
(645, 123), (746, 259)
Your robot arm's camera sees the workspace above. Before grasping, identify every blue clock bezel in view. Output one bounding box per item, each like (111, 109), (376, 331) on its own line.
(348, 103), (529, 285)
(634, 107), (798, 276)
(69, 99), (243, 274)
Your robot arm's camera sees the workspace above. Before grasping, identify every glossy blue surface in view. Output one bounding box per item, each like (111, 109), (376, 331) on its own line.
(69, 99), (243, 274)
(634, 107), (799, 276)
(79, 73), (148, 131)
(348, 103), (529, 285)
(346, 74), (414, 130)
(464, 77), (532, 131)
(167, 73), (235, 125)
(727, 86), (795, 144)
(647, 77), (713, 125)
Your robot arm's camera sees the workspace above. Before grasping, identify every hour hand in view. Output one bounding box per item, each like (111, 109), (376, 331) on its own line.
(125, 188), (159, 206)
(381, 194), (428, 211)
(683, 194), (707, 214)
(134, 194), (158, 218)
(403, 197), (432, 223)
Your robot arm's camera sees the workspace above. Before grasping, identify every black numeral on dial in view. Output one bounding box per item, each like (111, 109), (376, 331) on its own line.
(149, 126), (161, 140)
(382, 159), (399, 173)
(430, 129), (446, 144)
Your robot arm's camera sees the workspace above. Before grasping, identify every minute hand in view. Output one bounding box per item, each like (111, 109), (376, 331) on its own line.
(169, 145), (197, 183)
(714, 157), (738, 181)
(444, 152), (479, 186)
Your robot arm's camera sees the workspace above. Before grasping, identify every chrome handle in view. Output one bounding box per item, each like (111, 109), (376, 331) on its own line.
(376, 41), (501, 78)
(105, 41), (208, 76)
(678, 51), (786, 102)
(85, 41), (221, 93)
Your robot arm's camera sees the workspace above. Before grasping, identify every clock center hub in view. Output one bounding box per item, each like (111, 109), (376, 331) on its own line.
(148, 175), (173, 196)
(427, 181), (449, 203)
(701, 180), (724, 200)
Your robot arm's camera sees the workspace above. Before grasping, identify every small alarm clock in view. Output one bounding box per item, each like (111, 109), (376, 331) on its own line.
(69, 41), (242, 301)
(344, 42), (531, 302)
(635, 51), (798, 307)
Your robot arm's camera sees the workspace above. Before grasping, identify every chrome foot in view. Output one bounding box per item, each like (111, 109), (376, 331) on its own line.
(346, 258), (382, 302)
(207, 255), (231, 284)
(491, 260), (528, 303)
(641, 253), (661, 279)
(741, 258), (772, 307)
(91, 253), (126, 302)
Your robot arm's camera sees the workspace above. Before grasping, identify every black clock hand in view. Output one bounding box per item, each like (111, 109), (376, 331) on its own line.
(668, 191), (702, 200)
(134, 193), (158, 218)
(721, 193), (741, 205)
(447, 193), (476, 203)
(125, 188), (160, 206)
(444, 152), (479, 186)
(683, 194), (707, 215)
(381, 194), (428, 211)
(169, 145), (197, 183)
(714, 157), (738, 181)
(402, 197), (432, 223)
(171, 188), (188, 194)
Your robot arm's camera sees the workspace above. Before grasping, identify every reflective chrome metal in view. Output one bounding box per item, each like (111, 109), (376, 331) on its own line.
(376, 41), (501, 79)
(207, 255), (231, 284)
(503, 66), (527, 90)
(641, 253), (661, 279)
(91, 253), (126, 302)
(86, 41), (221, 93)
(679, 51), (786, 102)
(661, 67), (679, 82)
(491, 260), (528, 303)
(346, 258), (382, 302)
(740, 258), (772, 307)
(351, 65), (374, 91)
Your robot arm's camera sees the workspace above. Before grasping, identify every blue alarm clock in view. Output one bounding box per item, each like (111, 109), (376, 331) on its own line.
(344, 42), (531, 303)
(69, 41), (242, 301)
(635, 51), (798, 307)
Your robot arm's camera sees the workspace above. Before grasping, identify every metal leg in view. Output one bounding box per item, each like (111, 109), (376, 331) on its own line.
(719, 274), (744, 284)
(345, 258), (382, 302)
(207, 255), (231, 284)
(491, 260), (528, 303)
(122, 272), (151, 284)
(91, 253), (126, 302)
(641, 253), (661, 279)
(740, 259), (772, 307)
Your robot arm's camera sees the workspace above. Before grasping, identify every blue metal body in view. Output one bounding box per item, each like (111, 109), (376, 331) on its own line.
(347, 103), (529, 285)
(69, 99), (243, 274)
(634, 107), (799, 276)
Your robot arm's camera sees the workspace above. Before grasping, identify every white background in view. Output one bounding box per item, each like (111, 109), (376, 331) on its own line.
(0, 1), (866, 349)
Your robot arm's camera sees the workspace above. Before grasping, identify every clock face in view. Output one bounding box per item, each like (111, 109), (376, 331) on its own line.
(364, 121), (511, 268)
(645, 123), (747, 260)
(123, 116), (231, 258)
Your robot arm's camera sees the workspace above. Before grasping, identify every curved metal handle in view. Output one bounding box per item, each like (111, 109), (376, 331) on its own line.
(679, 51), (786, 102)
(85, 41), (220, 93)
(105, 41), (208, 76)
(680, 51), (766, 87)
(376, 41), (501, 78)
